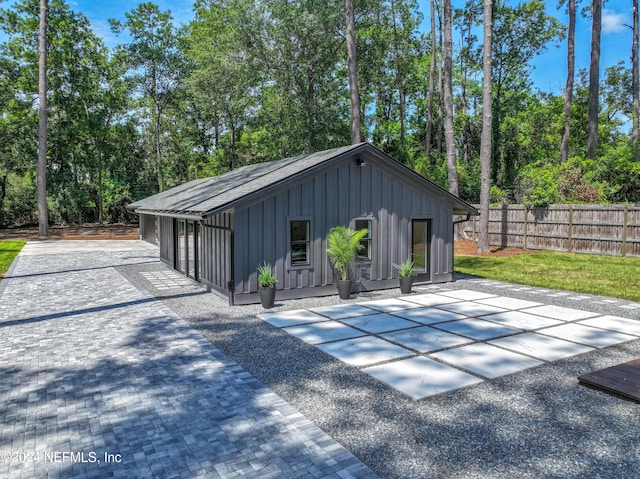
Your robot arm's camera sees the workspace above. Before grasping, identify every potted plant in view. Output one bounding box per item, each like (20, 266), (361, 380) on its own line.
(393, 259), (415, 294)
(257, 262), (277, 309)
(326, 226), (368, 299)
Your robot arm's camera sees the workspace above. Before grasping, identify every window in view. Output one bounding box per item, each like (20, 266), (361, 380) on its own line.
(290, 220), (310, 265)
(355, 219), (372, 260)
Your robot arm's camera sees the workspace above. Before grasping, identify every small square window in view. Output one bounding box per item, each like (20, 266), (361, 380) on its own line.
(355, 219), (372, 260)
(291, 220), (310, 265)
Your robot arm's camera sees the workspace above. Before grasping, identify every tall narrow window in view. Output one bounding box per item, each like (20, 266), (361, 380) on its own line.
(355, 219), (372, 260)
(176, 220), (186, 273)
(290, 220), (310, 265)
(412, 219), (431, 275)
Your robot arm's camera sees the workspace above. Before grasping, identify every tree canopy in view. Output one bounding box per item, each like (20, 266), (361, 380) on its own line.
(0, 0), (637, 228)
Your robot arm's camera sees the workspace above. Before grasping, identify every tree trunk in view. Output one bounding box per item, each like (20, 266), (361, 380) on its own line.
(586, 0), (602, 159)
(425, 0), (436, 158)
(37, 0), (49, 236)
(346, 0), (361, 144)
(443, 0), (458, 196)
(477, 0), (493, 253)
(560, 0), (575, 163)
(436, 3), (443, 155)
(632, 0), (639, 159)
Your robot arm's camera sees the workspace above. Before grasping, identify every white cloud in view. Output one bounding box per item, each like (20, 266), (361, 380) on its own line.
(602, 9), (629, 34)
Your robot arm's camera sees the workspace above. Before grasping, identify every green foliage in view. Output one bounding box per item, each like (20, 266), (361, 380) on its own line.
(256, 262), (277, 288)
(392, 259), (415, 277)
(326, 226), (368, 281)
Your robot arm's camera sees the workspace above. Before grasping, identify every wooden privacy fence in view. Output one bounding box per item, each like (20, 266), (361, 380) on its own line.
(461, 204), (640, 257)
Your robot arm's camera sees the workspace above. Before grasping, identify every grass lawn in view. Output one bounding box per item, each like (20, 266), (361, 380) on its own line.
(0, 240), (26, 280)
(455, 250), (640, 302)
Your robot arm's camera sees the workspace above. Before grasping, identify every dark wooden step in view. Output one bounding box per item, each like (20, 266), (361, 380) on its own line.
(578, 358), (640, 402)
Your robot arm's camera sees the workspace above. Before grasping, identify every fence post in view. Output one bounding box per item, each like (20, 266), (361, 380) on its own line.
(622, 205), (629, 257)
(523, 206), (528, 249)
(567, 205), (574, 253)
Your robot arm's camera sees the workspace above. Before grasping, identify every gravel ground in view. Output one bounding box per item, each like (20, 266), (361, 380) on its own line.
(118, 263), (640, 479)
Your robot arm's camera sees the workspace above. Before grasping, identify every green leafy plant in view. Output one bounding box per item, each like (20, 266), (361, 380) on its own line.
(326, 226), (368, 281)
(256, 262), (277, 288)
(393, 259), (415, 277)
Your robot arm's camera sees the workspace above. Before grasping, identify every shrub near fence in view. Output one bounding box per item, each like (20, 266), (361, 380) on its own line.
(462, 204), (640, 257)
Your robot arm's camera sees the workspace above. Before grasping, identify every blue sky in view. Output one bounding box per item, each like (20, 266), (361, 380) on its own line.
(2, 0), (635, 95)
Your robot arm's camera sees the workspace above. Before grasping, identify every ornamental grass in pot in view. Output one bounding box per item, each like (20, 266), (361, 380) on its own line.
(257, 262), (277, 309)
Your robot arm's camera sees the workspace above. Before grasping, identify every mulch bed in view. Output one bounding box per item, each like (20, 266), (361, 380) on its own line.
(0, 224), (140, 241)
(455, 239), (536, 258)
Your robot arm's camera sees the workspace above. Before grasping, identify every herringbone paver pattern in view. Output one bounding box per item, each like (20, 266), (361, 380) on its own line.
(0, 242), (375, 478)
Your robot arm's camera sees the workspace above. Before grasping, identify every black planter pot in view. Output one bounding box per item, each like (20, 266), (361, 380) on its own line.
(399, 276), (413, 294)
(260, 286), (276, 309)
(336, 279), (353, 300)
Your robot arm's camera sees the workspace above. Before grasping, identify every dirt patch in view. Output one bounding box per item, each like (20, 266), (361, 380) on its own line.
(455, 239), (535, 258)
(0, 224), (140, 242)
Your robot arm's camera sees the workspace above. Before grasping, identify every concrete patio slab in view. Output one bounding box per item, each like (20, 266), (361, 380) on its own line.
(390, 307), (467, 325)
(257, 309), (328, 328)
(432, 343), (544, 379)
(489, 332), (595, 361)
(317, 336), (413, 367)
(282, 321), (366, 345)
(436, 289), (498, 301)
(433, 318), (522, 340)
(400, 293), (462, 307)
(309, 303), (378, 319)
(358, 298), (424, 313)
(434, 301), (508, 317)
(578, 315), (640, 336)
(481, 311), (564, 330)
(538, 323), (637, 348)
(521, 305), (600, 322)
(476, 296), (543, 310)
(381, 326), (472, 353)
(341, 313), (420, 334)
(363, 356), (483, 400)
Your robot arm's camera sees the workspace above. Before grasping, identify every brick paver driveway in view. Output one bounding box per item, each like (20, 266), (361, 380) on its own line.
(0, 241), (374, 478)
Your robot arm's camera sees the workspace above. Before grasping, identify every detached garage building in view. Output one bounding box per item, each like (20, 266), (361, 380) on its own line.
(128, 143), (477, 305)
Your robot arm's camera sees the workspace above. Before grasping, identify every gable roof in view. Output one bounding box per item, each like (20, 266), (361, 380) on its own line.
(128, 142), (478, 218)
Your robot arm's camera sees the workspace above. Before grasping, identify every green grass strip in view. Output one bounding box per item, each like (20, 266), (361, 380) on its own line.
(455, 251), (640, 302)
(0, 240), (26, 280)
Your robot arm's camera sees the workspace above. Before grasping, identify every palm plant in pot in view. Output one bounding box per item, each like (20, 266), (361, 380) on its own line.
(326, 226), (368, 299)
(393, 259), (415, 294)
(257, 262), (277, 309)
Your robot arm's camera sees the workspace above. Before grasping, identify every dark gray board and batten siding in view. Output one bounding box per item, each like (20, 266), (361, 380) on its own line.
(231, 152), (455, 303)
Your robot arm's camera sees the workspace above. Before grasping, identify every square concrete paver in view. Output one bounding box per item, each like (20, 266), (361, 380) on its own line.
(481, 311), (564, 330)
(401, 293), (462, 307)
(434, 319), (521, 340)
(358, 298), (424, 313)
(434, 301), (508, 317)
(476, 296), (543, 310)
(341, 313), (420, 334)
(391, 307), (467, 325)
(521, 305), (600, 322)
(489, 332), (595, 361)
(437, 289), (498, 301)
(432, 343), (544, 379)
(578, 315), (640, 336)
(538, 323), (637, 348)
(317, 336), (413, 367)
(363, 356), (483, 400)
(310, 303), (378, 320)
(381, 326), (472, 353)
(257, 309), (328, 328)
(283, 321), (366, 345)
